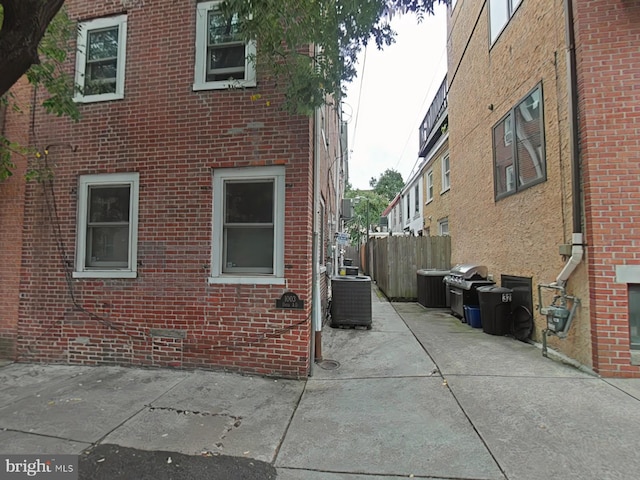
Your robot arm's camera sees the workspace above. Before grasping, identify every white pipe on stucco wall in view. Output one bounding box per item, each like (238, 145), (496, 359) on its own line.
(554, 233), (584, 287)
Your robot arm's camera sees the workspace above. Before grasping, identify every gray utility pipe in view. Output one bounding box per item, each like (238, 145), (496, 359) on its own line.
(554, 0), (584, 287)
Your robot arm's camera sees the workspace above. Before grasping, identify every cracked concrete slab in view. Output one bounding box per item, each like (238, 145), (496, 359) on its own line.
(448, 376), (640, 480)
(314, 327), (436, 379)
(277, 469), (449, 480)
(605, 378), (640, 400)
(0, 430), (91, 455)
(104, 370), (305, 462)
(0, 364), (96, 408)
(100, 406), (237, 456)
(397, 303), (590, 377)
(276, 376), (504, 480)
(0, 366), (187, 443)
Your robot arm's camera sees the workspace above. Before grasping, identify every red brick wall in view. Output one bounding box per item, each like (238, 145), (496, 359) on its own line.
(576, 0), (640, 376)
(16, 0), (318, 378)
(0, 78), (31, 359)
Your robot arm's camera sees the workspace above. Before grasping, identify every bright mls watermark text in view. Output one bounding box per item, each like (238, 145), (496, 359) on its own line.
(1, 455), (77, 480)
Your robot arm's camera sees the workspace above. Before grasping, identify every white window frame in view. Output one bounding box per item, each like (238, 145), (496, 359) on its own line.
(74, 15), (127, 103)
(194, 0), (257, 91)
(489, 0), (523, 44)
(209, 166), (285, 285)
(405, 195), (410, 224)
(506, 164), (516, 192)
(414, 184), (420, 217)
(438, 218), (450, 236)
(441, 153), (451, 193)
(426, 170), (434, 204)
(74, 173), (139, 278)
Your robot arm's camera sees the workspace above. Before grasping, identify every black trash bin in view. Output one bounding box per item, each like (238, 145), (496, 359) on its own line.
(344, 266), (358, 276)
(477, 286), (513, 335)
(417, 269), (450, 308)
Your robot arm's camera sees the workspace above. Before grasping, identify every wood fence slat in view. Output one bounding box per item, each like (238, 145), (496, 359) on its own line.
(366, 235), (451, 300)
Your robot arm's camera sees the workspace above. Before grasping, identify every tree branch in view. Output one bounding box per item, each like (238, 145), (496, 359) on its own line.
(0, 0), (66, 98)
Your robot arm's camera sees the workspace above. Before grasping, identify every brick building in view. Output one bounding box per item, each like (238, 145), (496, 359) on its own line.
(0, 0), (347, 378)
(447, 0), (640, 376)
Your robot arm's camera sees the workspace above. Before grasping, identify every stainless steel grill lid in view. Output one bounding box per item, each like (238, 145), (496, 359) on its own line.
(449, 264), (488, 280)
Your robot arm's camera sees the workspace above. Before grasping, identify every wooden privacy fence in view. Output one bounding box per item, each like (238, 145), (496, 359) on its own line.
(367, 235), (451, 300)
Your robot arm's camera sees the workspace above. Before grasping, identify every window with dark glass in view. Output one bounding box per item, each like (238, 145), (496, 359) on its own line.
(630, 285), (640, 350)
(85, 27), (120, 95)
(75, 15), (127, 102)
(194, 1), (256, 90)
(86, 185), (131, 267)
(223, 180), (275, 273)
(74, 173), (139, 278)
(493, 85), (545, 200)
(206, 8), (245, 82)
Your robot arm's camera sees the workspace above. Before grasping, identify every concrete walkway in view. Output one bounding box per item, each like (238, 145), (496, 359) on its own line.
(2, 287), (640, 479)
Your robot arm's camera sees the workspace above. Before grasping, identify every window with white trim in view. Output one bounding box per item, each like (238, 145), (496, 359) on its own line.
(493, 84), (545, 200)
(74, 173), (139, 278)
(194, 0), (256, 91)
(74, 15), (127, 103)
(426, 170), (434, 203)
(414, 185), (419, 216)
(489, 0), (522, 44)
(438, 218), (449, 236)
(441, 153), (450, 192)
(210, 166), (285, 284)
(406, 195), (410, 223)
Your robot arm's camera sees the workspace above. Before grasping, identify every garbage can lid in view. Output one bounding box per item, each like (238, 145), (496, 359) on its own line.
(477, 286), (513, 293)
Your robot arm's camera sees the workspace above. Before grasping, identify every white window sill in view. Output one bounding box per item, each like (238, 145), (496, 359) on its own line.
(193, 79), (256, 91)
(208, 275), (285, 285)
(73, 270), (137, 279)
(441, 187), (451, 195)
(74, 93), (124, 103)
(425, 199), (433, 205)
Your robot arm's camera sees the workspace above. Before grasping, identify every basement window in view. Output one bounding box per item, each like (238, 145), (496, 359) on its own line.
(74, 173), (139, 278)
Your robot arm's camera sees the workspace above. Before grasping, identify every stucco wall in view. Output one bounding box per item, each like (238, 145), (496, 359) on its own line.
(447, 0), (592, 366)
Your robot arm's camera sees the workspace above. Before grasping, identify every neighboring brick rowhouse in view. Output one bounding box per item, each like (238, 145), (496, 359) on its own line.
(575, 0), (640, 377)
(0, 78), (30, 359)
(9, 0), (340, 378)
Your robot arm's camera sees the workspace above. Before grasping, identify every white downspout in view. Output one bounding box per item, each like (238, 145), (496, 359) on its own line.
(553, 233), (584, 288)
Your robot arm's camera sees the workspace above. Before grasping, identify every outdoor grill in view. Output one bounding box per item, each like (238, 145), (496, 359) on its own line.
(444, 264), (494, 318)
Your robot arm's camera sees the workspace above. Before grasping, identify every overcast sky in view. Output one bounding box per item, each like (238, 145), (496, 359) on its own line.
(343, 4), (448, 191)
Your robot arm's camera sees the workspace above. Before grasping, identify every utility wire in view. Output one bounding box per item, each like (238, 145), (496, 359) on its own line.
(349, 44), (368, 161)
